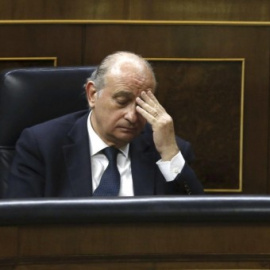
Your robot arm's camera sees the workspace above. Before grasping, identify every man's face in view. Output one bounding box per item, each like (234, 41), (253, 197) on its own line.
(87, 64), (155, 147)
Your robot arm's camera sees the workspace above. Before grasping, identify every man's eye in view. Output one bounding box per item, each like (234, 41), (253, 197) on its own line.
(116, 98), (129, 106)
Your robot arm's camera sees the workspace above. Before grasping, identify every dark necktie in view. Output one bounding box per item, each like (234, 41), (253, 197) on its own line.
(93, 147), (120, 196)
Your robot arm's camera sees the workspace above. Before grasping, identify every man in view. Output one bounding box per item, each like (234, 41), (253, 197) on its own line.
(5, 51), (203, 198)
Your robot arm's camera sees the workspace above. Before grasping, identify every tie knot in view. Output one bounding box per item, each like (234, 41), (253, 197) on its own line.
(103, 147), (119, 162)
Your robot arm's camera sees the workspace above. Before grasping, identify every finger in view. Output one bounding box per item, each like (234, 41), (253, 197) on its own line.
(143, 91), (166, 115)
(144, 90), (160, 104)
(136, 105), (156, 123)
(136, 96), (158, 117)
(140, 91), (158, 108)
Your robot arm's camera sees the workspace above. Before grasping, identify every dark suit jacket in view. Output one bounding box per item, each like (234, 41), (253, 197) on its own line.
(5, 110), (204, 198)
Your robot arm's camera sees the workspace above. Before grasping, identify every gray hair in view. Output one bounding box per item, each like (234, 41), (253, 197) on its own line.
(86, 51), (156, 91)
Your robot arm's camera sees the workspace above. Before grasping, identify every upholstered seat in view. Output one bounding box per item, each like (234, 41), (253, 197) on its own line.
(0, 66), (96, 197)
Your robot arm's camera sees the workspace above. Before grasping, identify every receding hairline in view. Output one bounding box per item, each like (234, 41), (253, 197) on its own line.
(104, 52), (156, 87)
(87, 51), (157, 90)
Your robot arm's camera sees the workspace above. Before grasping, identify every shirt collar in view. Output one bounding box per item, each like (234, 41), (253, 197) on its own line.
(87, 111), (129, 157)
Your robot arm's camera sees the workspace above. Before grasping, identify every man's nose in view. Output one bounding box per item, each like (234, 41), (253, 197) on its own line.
(125, 105), (138, 123)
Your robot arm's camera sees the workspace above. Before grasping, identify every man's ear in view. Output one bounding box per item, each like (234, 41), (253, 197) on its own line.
(85, 81), (97, 108)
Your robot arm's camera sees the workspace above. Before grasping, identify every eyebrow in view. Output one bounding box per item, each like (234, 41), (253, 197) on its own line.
(112, 91), (135, 99)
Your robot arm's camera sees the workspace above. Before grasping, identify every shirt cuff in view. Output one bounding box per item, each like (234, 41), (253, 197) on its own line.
(156, 152), (185, 182)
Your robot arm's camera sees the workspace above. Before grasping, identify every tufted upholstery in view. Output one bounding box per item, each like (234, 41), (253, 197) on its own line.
(0, 66), (96, 197)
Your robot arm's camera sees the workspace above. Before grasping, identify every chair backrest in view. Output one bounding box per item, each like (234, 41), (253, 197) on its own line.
(0, 66), (96, 197)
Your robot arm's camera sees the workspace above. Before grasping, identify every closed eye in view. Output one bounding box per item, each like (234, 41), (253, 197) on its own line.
(113, 91), (135, 106)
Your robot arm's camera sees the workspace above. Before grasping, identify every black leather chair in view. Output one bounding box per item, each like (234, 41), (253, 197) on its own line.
(0, 66), (96, 197)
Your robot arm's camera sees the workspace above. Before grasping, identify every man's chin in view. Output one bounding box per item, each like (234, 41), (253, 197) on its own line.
(120, 133), (138, 142)
(113, 131), (139, 145)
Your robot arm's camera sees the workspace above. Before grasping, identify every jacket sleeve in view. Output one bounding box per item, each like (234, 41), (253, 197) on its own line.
(5, 128), (45, 198)
(174, 138), (204, 195)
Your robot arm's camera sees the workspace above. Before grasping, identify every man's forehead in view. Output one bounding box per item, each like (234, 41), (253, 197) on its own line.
(104, 59), (155, 91)
(109, 58), (147, 76)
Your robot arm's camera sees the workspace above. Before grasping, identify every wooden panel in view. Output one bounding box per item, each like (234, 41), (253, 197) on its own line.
(150, 59), (243, 192)
(0, 0), (270, 21)
(129, 0), (270, 21)
(0, 227), (18, 265)
(0, 25), (83, 67)
(13, 262), (270, 270)
(0, 0), (128, 20)
(19, 223), (270, 256)
(0, 57), (56, 72)
(15, 264), (153, 270)
(0, 223), (268, 269)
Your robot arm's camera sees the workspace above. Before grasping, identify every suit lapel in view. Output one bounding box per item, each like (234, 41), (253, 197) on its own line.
(62, 113), (93, 197)
(62, 116), (157, 197)
(130, 135), (156, 195)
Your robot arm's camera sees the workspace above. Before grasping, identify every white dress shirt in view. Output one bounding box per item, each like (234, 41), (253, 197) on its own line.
(87, 112), (185, 196)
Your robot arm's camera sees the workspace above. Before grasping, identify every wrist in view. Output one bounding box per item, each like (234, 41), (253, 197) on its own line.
(160, 146), (179, 161)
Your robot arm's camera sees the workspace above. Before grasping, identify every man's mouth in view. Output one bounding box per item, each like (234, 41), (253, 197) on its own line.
(118, 126), (137, 133)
